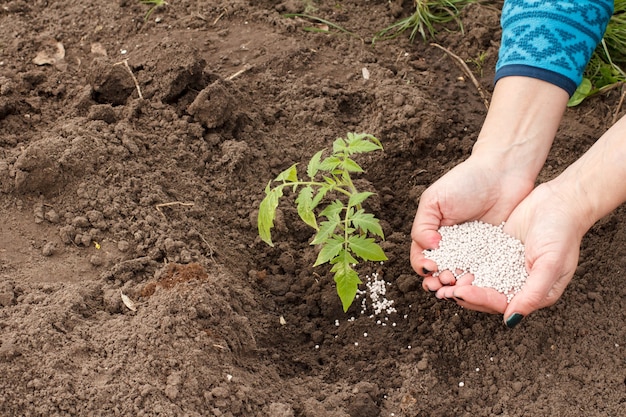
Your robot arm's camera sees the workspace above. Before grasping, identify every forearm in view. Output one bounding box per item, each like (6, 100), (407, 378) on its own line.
(496, 0), (613, 97)
(471, 0), (614, 187)
(471, 76), (568, 186)
(549, 115), (626, 231)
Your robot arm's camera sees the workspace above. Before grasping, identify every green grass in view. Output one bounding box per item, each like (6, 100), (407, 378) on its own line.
(373, 0), (478, 43)
(141, 0), (167, 21)
(569, 2), (626, 106)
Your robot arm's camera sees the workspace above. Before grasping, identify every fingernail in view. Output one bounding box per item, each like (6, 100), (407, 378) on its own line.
(422, 267), (431, 275)
(505, 313), (524, 329)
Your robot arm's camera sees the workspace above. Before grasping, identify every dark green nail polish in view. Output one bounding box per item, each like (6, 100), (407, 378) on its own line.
(505, 313), (524, 329)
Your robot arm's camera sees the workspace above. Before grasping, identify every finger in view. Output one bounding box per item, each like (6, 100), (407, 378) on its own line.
(410, 195), (443, 251)
(437, 270), (456, 286)
(422, 276), (444, 292)
(410, 241), (438, 276)
(503, 257), (571, 328)
(450, 284), (508, 314)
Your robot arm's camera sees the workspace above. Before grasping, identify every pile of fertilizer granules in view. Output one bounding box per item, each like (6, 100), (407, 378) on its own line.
(423, 221), (528, 302)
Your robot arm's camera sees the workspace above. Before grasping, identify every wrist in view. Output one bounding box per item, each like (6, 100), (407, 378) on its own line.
(470, 77), (568, 182)
(548, 117), (626, 230)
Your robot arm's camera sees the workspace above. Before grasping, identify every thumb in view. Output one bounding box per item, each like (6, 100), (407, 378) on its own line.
(502, 258), (565, 329)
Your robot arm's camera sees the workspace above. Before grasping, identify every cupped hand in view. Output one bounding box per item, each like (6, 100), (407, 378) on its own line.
(433, 182), (588, 327)
(410, 154), (535, 293)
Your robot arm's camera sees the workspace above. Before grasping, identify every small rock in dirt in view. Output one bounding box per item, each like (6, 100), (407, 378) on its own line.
(209, 386), (230, 399)
(13, 140), (62, 193)
(87, 104), (117, 124)
(89, 254), (104, 266)
(59, 225), (76, 244)
(41, 241), (56, 257)
(187, 80), (235, 129)
(0, 282), (15, 307)
(87, 57), (135, 106)
(416, 357), (429, 371)
(347, 393), (380, 417)
(393, 94), (405, 106)
(117, 240), (130, 252)
(267, 402), (295, 417)
(44, 209), (59, 223)
(71, 216), (90, 228)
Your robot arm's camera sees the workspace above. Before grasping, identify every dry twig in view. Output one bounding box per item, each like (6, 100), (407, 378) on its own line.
(431, 43), (490, 110)
(114, 59), (144, 100)
(155, 201), (195, 217)
(612, 83), (626, 125)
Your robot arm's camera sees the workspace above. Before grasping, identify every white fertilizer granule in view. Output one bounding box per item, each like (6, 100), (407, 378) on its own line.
(422, 221), (528, 302)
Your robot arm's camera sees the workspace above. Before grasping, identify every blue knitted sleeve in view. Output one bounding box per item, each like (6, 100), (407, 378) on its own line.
(494, 0), (614, 96)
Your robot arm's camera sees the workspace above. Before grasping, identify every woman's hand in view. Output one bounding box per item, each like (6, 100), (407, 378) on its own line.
(432, 182), (587, 327)
(410, 154), (535, 293)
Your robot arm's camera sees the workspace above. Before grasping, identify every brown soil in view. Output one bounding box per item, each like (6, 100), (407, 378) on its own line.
(1, 1), (624, 416)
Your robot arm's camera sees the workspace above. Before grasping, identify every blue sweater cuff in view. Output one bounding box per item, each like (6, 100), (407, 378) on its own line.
(496, 0), (613, 96)
(494, 64), (578, 96)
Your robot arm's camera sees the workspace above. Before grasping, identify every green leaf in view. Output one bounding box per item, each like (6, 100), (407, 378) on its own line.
(319, 199), (344, 220)
(295, 186), (317, 230)
(313, 235), (344, 266)
(350, 210), (384, 238)
(311, 217), (340, 245)
(567, 78), (593, 107)
(348, 191), (373, 208)
(307, 150), (324, 179)
(258, 186), (284, 246)
(330, 250), (361, 312)
(346, 133), (383, 154)
(341, 157), (364, 173)
(332, 137), (348, 154)
(348, 235), (387, 262)
(319, 156), (341, 172)
(275, 164), (299, 182)
(311, 186), (330, 209)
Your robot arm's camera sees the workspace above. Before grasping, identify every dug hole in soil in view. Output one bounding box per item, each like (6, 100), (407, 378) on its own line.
(0, 1), (624, 416)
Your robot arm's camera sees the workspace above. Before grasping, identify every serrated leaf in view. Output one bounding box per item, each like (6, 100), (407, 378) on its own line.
(311, 186), (330, 209)
(258, 186), (284, 246)
(346, 134), (383, 154)
(295, 185), (317, 230)
(313, 235), (344, 266)
(348, 191), (374, 208)
(330, 250), (361, 312)
(307, 150), (324, 179)
(350, 210), (384, 238)
(275, 164), (299, 183)
(319, 199), (344, 220)
(341, 157), (363, 173)
(348, 235), (387, 261)
(311, 217), (340, 245)
(332, 137), (348, 154)
(319, 156), (341, 172)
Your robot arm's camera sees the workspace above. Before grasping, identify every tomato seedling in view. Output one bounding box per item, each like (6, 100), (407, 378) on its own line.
(258, 133), (387, 312)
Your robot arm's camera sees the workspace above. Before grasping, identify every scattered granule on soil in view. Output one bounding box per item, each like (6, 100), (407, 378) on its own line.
(356, 269), (397, 320)
(422, 221), (528, 302)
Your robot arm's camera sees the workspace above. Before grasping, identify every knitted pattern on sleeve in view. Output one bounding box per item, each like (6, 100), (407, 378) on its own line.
(495, 0), (613, 96)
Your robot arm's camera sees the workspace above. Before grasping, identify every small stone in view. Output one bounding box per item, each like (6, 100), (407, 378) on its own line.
(41, 241), (56, 257)
(90, 254), (104, 266)
(117, 240), (130, 252)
